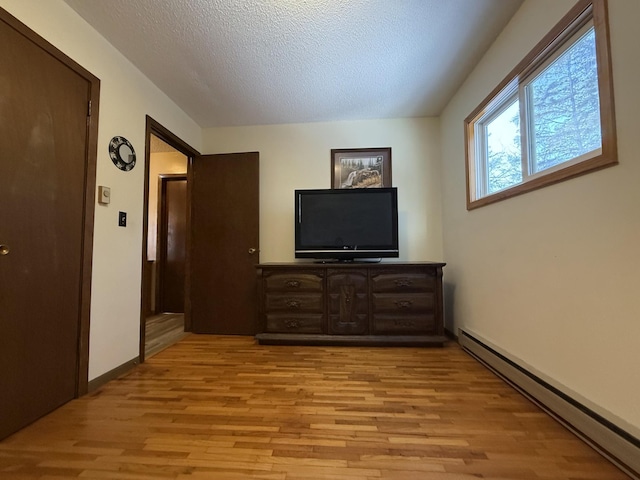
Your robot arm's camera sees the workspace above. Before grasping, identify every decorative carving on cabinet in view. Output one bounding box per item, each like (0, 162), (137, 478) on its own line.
(394, 300), (413, 309)
(286, 300), (301, 309)
(285, 319), (301, 329)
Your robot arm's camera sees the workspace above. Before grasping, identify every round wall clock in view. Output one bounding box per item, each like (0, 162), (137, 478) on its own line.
(109, 136), (136, 171)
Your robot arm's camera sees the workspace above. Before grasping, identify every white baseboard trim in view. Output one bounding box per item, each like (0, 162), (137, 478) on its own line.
(459, 328), (639, 480)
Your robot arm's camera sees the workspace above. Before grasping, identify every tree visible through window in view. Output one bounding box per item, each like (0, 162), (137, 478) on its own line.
(528, 28), (601, 173)
(465, 0), (616, 209)
(486, 99), (521, 194)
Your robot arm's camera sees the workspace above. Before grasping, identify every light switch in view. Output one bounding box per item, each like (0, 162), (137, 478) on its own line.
(98, 186), (111, 205)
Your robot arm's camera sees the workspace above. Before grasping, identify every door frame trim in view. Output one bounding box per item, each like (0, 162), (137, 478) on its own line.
(141, 116), (200, 363)
(0, 7), (100, 397)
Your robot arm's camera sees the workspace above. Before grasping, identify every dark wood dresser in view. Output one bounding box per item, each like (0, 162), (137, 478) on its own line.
(255, 262), (446, 346)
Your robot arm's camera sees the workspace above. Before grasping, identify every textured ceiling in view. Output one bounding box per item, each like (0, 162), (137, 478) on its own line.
(62, 0), (523, 128)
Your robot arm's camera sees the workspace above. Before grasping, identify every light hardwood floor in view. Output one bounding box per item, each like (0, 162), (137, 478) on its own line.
(0, 336), (629, 479)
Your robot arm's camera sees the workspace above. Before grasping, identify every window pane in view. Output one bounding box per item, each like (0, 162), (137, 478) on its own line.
(528, 27), (601, 173)
(486, 99), (522, 194)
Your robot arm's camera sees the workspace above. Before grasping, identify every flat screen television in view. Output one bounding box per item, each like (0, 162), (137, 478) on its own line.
(295, 187), (399, 261)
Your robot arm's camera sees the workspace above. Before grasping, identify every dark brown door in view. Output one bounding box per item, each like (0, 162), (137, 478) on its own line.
(157, 175), (187, 313)
(190, 152), (259, 334)
(0, 12), (96, 439)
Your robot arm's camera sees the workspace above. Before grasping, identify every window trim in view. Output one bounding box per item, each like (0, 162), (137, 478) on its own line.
(464, 0), (616, 210)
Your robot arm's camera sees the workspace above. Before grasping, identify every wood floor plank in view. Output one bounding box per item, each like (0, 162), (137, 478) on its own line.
(0, 336), (630, 479)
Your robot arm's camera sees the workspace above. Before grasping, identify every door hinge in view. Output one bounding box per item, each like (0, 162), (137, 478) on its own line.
(87, 100), (92, 117)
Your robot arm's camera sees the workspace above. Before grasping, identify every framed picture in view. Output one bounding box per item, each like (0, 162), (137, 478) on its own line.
(331, 148), (392, 189)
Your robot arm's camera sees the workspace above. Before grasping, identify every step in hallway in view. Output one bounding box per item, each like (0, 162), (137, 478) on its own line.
(145, 313), (188, 359)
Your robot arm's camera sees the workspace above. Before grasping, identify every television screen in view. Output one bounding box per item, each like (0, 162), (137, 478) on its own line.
(295, 188), (398, 261)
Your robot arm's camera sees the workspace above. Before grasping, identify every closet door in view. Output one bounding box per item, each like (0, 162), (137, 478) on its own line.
(0, 9), (98, 440)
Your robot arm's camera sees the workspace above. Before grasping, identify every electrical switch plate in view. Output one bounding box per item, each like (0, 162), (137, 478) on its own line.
(118, 211), (127, 227)
(98, 186), (111, 204)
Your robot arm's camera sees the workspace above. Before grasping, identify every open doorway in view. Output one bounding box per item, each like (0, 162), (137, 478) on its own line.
(144, 135), (188, 357)
(140, 116), (260, 358)
(141, 117), (200, 362)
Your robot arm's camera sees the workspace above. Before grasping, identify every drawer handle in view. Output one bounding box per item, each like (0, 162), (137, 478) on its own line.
(395, 300), (413, 309)
(286, 300), (301, 309)
(395, 279), (413, 288)
(394, 319), (415, 327)
(285, 319), (301, 329)
(285, 280), (301, 288)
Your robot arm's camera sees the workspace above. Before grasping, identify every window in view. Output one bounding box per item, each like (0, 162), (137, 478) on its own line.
(465, 0), (616, 209)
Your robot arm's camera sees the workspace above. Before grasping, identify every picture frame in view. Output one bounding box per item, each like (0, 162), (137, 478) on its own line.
(331, 147), (392, 189)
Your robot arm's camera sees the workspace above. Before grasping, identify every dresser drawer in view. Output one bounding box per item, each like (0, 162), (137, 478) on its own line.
(264, 272), (323, 292)
(266, 314), (323, 333)
(371, 271), (435, 293)
(372, 314), (435, 334)
(265, 293), (323, 313)
(372, 293), (434, 313)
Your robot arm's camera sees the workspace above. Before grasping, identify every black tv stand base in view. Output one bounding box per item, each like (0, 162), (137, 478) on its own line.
(313, 258), (382, 264)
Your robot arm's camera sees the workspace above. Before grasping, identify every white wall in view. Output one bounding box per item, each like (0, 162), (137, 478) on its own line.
(0, 0), (202, 380)
(201, 118), (443, 263)
(441, 0), (640, 436)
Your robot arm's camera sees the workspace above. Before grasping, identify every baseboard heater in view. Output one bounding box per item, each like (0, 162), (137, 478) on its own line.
(459, 329), (639, 480)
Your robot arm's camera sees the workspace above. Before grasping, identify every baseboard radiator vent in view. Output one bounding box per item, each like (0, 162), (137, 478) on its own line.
(459, 329), (639, 480)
